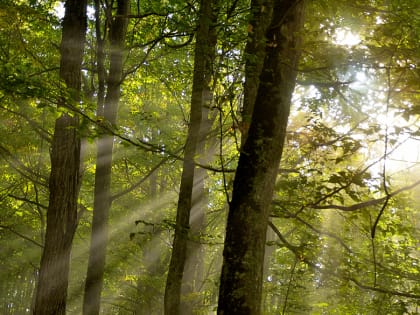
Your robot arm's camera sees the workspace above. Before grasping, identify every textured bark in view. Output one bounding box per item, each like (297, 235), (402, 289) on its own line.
(33, 1), (87, 314)
(240, 0), (274, 145)
(217, 1), (305, 315)
(83, 1), (129, 314)
(164, 1), (218, 314)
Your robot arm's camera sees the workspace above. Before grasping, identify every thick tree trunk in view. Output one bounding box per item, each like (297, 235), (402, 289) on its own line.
(217, 1), (305, 315)
(83, 1), (129, 314)
(240, 0), (274, 145)
(33, 1), (87, 314)
(164, 1), (218, 314)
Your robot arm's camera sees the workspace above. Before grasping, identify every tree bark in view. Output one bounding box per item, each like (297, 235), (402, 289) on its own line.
(164, 0), (218, 314)
(217, 1), (305, 314)
(83, 1), (129, 314)
(33, 0), (87, 314)
(240, 0), (274, 145)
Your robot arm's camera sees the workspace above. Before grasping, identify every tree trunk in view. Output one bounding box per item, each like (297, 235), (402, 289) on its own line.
(217, 1), (305, 314)
(180, 105), (213, 314)
(33, 1), (87, 314)
(164, 1), (218, 314)
(240, 0), (274, 145)
(83, 1), (129, 314)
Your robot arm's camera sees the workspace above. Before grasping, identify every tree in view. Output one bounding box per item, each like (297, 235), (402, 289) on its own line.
(217, 0), (305, 314)
(164, 0), (219, 314)
(33, 0), (87, 314)
(83, 1), (130, 314)
(0, 2), (60, 313)
(257, 0), (420, 312)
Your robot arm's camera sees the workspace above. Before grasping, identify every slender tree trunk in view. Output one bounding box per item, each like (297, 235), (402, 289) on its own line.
(217, 1), (305, 315)
(33, 1), (87, 314)
(164, 1), (218, 314)
(83, 1), (129, 314)
(180, 106), (213, 314)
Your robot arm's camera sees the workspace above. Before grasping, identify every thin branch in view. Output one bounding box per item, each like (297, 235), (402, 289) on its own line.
(296, 79), (354, 88)
(66, 104), (177, 156)
(309, 179), (420, 212)
(110, 149), (180, 201)
(0, 224), (43, 248)
(117, 2), (194, 20)
(345, 276), (420, 299)
(268, 220), (420, 300)
(0, 103), (52, 143)
(371, 62), (396, 240)
(268, 221), (301, 253)
(123, 39), (160, 79)
(164, 33), (194, 49)
(195, 162), (235, 173)
(8, 194), (47, 210)
(0, 145), (48, 188)
(275, 211), (353, 254)
(117, 12), (168, 18)
(308, 139), (409, 209)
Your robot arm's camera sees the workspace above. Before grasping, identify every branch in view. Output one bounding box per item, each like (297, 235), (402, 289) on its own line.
(0, 224), (43, 248)
(345, 276), (420, 299)
(122, 38), (160, 79)
(0, 144), (48, 188)
(268, 221), (302, 253)
(116, 2), (194, 20)
(164, 33), (194, 49)
(310, 179), (420, 212)
(0, 103), (52, 143)
(117, 12), (169, 18)
(290, 213), (353, 254)
(8, 194), (47, 210)
(296, 79), (354, 88)
(111, 148), (181, 201)
(66, 104), (180, 157)
(268, 220), (420, 300)
(308, 141), (410, 208)
(195, 162), (235, 173)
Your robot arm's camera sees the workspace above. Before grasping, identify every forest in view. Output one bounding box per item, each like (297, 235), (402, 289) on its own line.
(1, 0), (420, 314)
